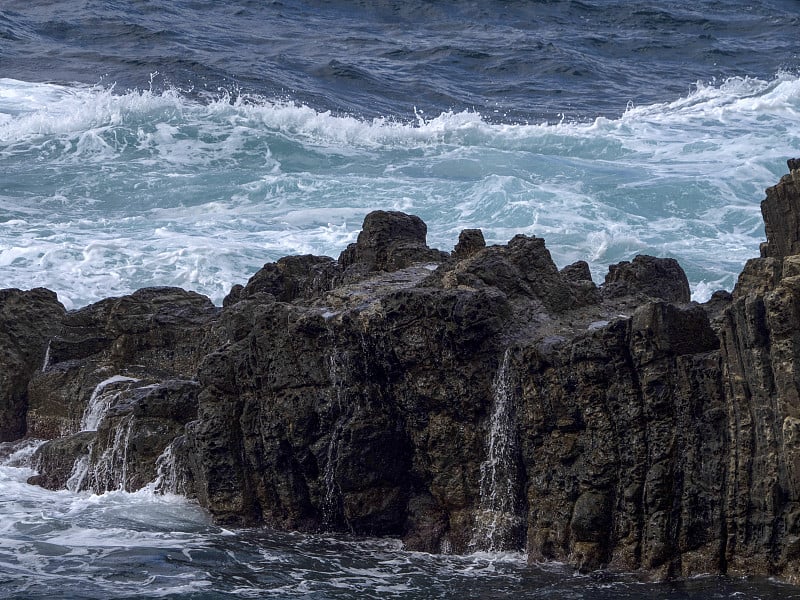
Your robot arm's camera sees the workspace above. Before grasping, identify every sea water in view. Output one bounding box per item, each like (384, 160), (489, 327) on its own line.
(1, 73), (797, 308)
(2, 439), (799, 599)
(2, 1), (800, 596)
(1, 1), (798, 309)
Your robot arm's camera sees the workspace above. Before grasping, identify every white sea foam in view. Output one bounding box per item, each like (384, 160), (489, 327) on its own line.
(0, 444), (770, 598)
(1, 445), (218, 598)
(1, 74), (798, 307)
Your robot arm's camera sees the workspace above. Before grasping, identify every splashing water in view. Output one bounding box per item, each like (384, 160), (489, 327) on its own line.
(80, 375), (140, 431)
(90, 414), (136, 493)
(472, 349), (523, 552)
(1, 73), (799, 309)
(151, 439), (187, 496)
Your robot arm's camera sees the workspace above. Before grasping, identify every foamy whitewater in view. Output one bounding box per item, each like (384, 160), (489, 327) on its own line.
(2, 73), (799, 308)
(2, 0), (800, 597)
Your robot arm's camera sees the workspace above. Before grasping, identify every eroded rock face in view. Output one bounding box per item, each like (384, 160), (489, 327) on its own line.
(30, 379), (200, 494)
(521, 302), (724, 577)
(716, 165), (800, 581)
(17, 288), (218, 498)
(0, 288), (65, 441)
(181, 227), (703, 555)
(13, 159), (800, 583)
(761, 164), (800, 259)
(26, 287), (219, 439)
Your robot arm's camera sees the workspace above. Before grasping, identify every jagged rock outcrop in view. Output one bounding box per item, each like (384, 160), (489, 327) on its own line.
(521, 302), (725, 578)
(23, 287), (219, 498)
(223, 255), (339, 306)
(7, 160), (800, 584)
(338, 210), (447, 276)
(26, 286), (218, 439)
(180, 213), (704, 556)
(760, 163), (800, 259)
(715, 160), (800, 581)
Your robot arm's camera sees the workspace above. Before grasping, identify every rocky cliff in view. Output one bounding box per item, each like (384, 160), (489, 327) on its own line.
(4, 161), (800, 582)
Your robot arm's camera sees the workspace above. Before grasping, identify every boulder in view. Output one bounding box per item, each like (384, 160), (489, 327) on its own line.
(602, 255), (691, 303)
(338, 210), (447, 275)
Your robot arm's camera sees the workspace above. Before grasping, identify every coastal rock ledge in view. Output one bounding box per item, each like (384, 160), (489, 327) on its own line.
(4, 161), (800, 582)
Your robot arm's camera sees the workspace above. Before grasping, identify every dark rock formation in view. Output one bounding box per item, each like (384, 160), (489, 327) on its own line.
(452, 228), (486, 260)
(425, 233), (578, 312)
(223, 255), (339, 306)
(715, 161), (800, 581)
(0, 288), (65, 441)
(338, 210), (448, 276)
(21, 287), (218, 499)
(602, 254), (691, 303)
(559, 260), (593, 283)
(7, 159), (800, 584)
(26, 286), (218, 439)
(28, 431), (95, 490)
(761, 162), (800, 259)
(521, 302), (724, 578)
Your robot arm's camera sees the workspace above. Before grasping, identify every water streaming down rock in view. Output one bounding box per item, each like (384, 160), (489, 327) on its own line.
(85, 380), (199, 494)
(322, 348), (349, 529)
(80, 375), (140, 432)
(0, 438), (45, 469)
(151, 439), (187, 495)
(30, 377), (201, 495)
(90, 414), (136, 492)
(65, 453), (90, 492)
(41, 341), (51, 373)
(57, 375), (141, 492)
(471, 348), (524, 552)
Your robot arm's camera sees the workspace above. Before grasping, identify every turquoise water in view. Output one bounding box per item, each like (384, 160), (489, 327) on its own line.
(2, 1), (800, 308)
(2, 74), (798, 308)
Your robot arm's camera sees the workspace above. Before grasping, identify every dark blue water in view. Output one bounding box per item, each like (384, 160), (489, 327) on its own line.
(2, 1), (798, 122)
(2, 2), (800, 597)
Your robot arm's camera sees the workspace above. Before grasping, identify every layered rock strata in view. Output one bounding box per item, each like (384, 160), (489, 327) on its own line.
(3, 163), (800, 582)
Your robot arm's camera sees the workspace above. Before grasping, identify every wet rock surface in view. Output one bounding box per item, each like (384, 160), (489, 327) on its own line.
(6, 160), (800, 583)
(0, 288), (65, 441)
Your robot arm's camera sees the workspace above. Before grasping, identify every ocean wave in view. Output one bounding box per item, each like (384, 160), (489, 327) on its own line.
(1, 73), (798, 307)
(2, 71), (798, 141)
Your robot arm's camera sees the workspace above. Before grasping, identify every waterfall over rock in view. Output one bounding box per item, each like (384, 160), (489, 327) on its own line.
(322, 349), (348, 528)
(81, 376), (140, 432)
(471, 348), (523, 552)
